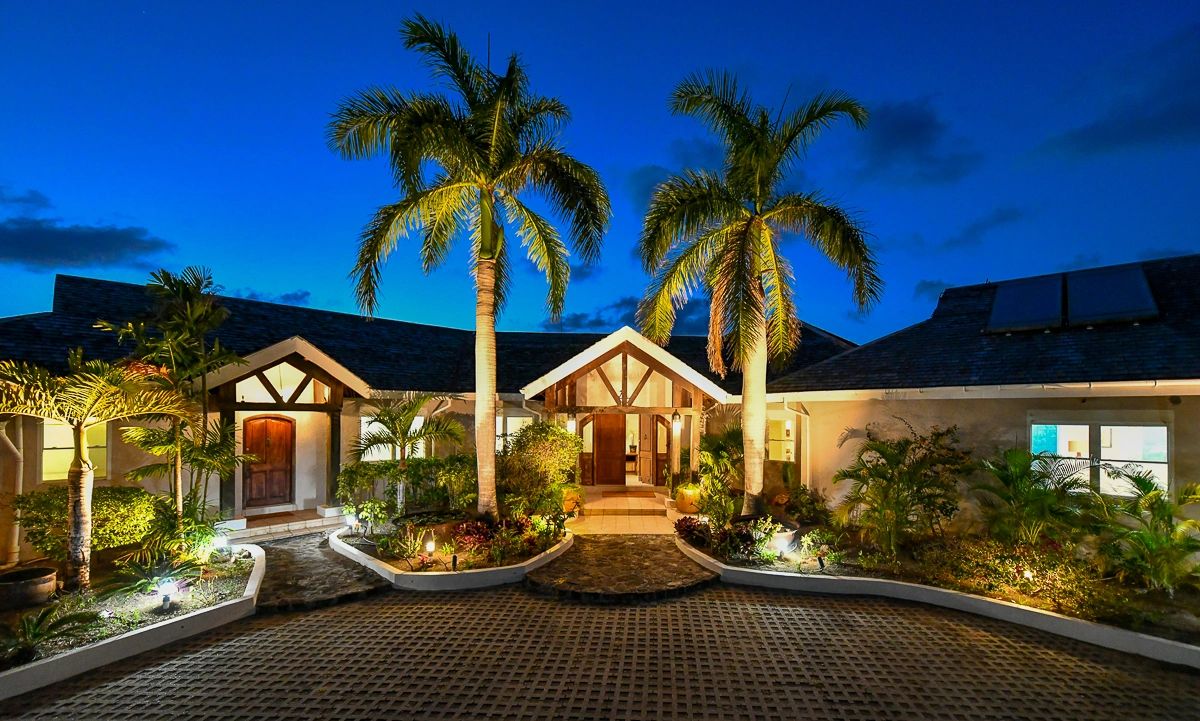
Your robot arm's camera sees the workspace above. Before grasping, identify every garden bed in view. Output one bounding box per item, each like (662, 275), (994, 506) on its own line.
(0, 543), (265, 701)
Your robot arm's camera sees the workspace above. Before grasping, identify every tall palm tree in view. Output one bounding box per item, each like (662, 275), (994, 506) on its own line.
(0, 351), (193, 589)
(328, 15), (610, 517)
(353, 393), (465, 511)
(638, 72), (881, 516)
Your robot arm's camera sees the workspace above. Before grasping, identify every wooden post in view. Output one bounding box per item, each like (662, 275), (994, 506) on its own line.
(690, 389), (702, 474)
(219, 406), (236, 518)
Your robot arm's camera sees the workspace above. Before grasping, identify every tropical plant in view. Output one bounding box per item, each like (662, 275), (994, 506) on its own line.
(377, 524), (424, 564)
(833, 422), (971, 557)
(12, 486), (157, 561)
(106, 555), (204, 596)
(498, 420), (583, 518)
(696, 451), (737, 530)
(353, 393), (465, 510)
(128, 487), (222, 564)
(637, 71), (880, 516)
(0, 351), (193, 589)
(972, 448), (1098, 545)
(674, 516), (710, 547)
(1099, 465), (1200, 596)
(328, 15), (611, 518)
(335, 461), (402, 534)
(713, 516), (783, 562)
(1, 604), (99, 668)
(98, 267), (242, 521)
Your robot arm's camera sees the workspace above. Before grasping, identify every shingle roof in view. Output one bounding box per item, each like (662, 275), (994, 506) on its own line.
(0, 275), (854, 395)
(768, 254), (1200, 394)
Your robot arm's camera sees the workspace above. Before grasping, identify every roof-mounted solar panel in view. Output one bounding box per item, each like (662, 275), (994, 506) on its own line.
(1066, 265), (1157, 326)
(986, 275), (1063, 333)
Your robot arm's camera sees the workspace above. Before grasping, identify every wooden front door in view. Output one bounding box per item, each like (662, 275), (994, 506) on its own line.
(592, 414), (625, 485)
(243, 415), (294, 508)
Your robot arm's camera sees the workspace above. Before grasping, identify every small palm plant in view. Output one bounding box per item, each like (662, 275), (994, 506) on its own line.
(1101, 465), (1200, 597)
(0, 351), (193, 589)
(1, 604), (99, 668)
(353, 392), (465, 511)
(973, 449), (1099, 545)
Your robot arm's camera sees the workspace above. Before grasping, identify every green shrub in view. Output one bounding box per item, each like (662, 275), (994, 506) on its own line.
(403, 455), (477, 512)
(498, 421), (582, 518)
(696, 450), (737, 529)
(335, 461), (400, 533)
(834, 421), (971, 557)
(713, 517), (782, 563)
(12, 486), (157, 561)
(973, 448), (1100, 545)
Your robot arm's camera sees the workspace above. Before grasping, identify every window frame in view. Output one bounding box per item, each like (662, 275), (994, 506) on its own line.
(1027, 410), (1173, 496)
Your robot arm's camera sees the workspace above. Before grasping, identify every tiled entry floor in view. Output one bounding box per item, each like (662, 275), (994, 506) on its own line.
(6, 585), (1198, 720)
(568, 485), (678, 535)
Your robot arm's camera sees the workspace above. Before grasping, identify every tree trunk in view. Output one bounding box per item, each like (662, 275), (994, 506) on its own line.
(475, 258), (499, 519)
(740, 317), (769, 517)
(64, 424), (94, 591)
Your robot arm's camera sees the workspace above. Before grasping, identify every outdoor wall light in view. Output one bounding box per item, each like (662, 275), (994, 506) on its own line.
(671, 411), (682, 432)
(566, 413), (577, 434)
(785, 419), (792, 438)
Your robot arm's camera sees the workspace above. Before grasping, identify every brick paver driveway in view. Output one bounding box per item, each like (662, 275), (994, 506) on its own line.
(3, 586), (1197, 720)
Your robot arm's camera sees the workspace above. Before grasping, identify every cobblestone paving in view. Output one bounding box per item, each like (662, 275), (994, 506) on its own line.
(255, 532), (389, 611)
(4, 585), (1198, 720)
(526, 534), (717, 600)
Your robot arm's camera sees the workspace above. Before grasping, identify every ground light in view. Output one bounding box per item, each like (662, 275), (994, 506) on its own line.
(157, 581), (176, 611)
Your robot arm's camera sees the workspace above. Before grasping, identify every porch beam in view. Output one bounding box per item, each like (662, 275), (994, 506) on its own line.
(287, 375), (314, 404)
(628, 366), (654, 405)
(256, 371), (285, 404)
(216, 401), (342, 412)
(568, 405), (696, 415)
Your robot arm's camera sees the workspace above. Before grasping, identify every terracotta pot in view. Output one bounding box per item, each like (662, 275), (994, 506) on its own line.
(563, 490), (583, 513)
(0, 566), (57, 609)
(676, 487), (701, 514)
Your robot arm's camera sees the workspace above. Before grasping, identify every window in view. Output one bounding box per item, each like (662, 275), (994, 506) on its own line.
(43, 420), (107, 481)
(496, 415), (533, 451)
(1030, 420), (1168, 496)
(359, 415), (425, 461)
(767, 418), (794, 462)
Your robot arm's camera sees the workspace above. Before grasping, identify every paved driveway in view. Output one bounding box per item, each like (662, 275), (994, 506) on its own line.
(3, 586), (1197, 720)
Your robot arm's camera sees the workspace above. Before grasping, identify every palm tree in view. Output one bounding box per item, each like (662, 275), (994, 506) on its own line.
(328, 15), (610, 518)
(0, 351), (193, 589)
(637, 71), (881, 516)
(353, 393), (465, 511)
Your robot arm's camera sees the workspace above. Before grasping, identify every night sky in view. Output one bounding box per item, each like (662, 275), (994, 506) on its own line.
(2, 2), (1199, 344)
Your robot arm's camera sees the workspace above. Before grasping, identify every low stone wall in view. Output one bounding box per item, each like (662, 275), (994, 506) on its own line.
(675, 537), (1200, 671)
(0, 543), (267, 702)
(329, 527), (573, 591)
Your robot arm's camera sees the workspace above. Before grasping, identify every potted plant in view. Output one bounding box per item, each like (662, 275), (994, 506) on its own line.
(675, 482), (701, 514)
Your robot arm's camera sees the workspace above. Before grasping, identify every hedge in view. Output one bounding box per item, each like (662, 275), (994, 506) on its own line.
(11, 485), (158, 560)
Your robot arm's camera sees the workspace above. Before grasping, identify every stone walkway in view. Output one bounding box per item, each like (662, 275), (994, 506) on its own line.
(526, 534), (717, 601)
(254, 532), (389, 611)
(3, 585), (1198, 720)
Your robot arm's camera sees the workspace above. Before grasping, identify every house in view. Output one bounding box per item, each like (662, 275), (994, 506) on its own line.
(2, 253), (1199, 562)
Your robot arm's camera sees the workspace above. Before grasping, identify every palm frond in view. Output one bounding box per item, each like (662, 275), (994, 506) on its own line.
(400, 14), (488, 109)
(498, 194), (570, 319)
(638, 170), (743, 273)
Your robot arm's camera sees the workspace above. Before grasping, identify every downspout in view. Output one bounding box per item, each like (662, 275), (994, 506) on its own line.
(785, 402), (809, 489)
(2, 417), (24, 568)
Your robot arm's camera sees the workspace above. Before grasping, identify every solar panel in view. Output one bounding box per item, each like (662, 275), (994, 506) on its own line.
(1066, 265), (1157, 326)
(986, 275), (1063, 332)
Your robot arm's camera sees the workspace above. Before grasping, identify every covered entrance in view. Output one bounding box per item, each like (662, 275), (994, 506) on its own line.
(243, 415), (295, 507)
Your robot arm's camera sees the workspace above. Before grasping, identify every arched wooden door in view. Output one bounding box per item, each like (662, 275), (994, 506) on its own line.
(243, 415), (295, 507)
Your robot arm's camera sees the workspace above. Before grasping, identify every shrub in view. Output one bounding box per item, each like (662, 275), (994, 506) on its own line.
(377, 524), (423, 563)
(973, 448), (1099, 546)
(105, 556), (203, 596)
(784, 485), (832, 526)
(451, 519), (496, 552)
(696, 451), (736, 530)
(1098, 465), (1200, 596)
(12, 486), (157, 561)
(402, 454), (477, 512)
(833, 421), (971, 557)
(674, 516), (709, 547)
(130, 488), (221, 564)
(713, 517), (782, 563)
(336, 461), (400, 533)
(498, 421), (582, 518)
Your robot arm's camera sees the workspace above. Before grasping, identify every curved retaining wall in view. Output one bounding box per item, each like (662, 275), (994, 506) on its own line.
(675, 537), (1200, 671)
(330, 527), (573, 591)
(0, 543), (267, 702)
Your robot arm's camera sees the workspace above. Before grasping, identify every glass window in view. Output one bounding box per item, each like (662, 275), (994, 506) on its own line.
(496, 415), (533, 451)
(767, 418), (794, 462)
(1031, 423), (1089, 459)
(359, 414), (424, 461)
(1099, 425), (1168, 496)
(43, 420), (106, 481)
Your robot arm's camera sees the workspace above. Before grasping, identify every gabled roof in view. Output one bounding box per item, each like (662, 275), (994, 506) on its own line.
(768, 254), (1200, 395)
(0, 275), (853, 395)
(520, 326), (734, 403)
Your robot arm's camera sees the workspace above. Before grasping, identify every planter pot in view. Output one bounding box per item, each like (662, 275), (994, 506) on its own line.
(676, 487), (701, 514)
(563, 490), (583, 514)
(0, 567), (58, 610)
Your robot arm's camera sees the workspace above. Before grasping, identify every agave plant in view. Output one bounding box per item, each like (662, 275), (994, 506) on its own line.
(1101, 465), (1200, 597)
(972, 448), (1099, 545)
(1, 604), (99, 667)
(105, 555), (204, 597)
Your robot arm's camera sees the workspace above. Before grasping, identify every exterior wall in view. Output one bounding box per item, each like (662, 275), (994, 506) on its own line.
(233, 410), (329, 516)
(799, 395), (1200, 504)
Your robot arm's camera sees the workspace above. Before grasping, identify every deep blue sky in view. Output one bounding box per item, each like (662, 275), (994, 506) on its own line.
(2, 2), (1199, 343)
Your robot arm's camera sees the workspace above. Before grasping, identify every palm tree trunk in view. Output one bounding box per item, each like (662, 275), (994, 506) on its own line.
(475, 258), (499, 519)
(740, 319), (769, 517)
(173, 420), (184, 522)
(64, 424), (94, 590)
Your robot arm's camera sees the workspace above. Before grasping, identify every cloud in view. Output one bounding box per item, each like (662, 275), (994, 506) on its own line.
(569, 262), (599, 282)
(626, 137), (727, 210)
(1045, 26), (1200, 155)
(857, 98), (982, 184)
(941, 206), (1024, 249)
(544, 295), (709, 335)
(913, 279), (951, 301)
(231, 288), (312, 306)
(0, 186), (52, 211)
(0, 217), (173, 271)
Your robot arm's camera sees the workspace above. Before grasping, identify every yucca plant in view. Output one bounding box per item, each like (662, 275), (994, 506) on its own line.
(973, 449), (1100, 545)
(1, 604), (99, 667)
(1100, 465), (1200, 597)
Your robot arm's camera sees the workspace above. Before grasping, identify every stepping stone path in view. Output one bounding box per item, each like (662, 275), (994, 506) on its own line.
(526, 534), (717, 602)
(255, 532), (390, 611)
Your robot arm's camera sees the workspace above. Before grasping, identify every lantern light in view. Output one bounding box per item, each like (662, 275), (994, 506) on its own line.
(671, 411), (682, 433)
(566, 413), (577, 434)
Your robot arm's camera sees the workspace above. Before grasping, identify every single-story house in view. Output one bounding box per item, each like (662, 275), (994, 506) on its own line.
(2, 253), (1198, 561)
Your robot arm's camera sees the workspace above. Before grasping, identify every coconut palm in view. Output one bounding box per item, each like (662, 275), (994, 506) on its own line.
(0, 351), (193, 589)
(638, 71), (880, 515)
(328, 15), (610, 518)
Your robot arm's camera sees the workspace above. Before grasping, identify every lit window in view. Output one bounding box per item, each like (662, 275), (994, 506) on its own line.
(43, 420), (107, 481)
(767, 419), (794, 461)
(359, 414), (424, 461)
(496, 415), (533, 451)
(1030, 421), (1168, 496)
